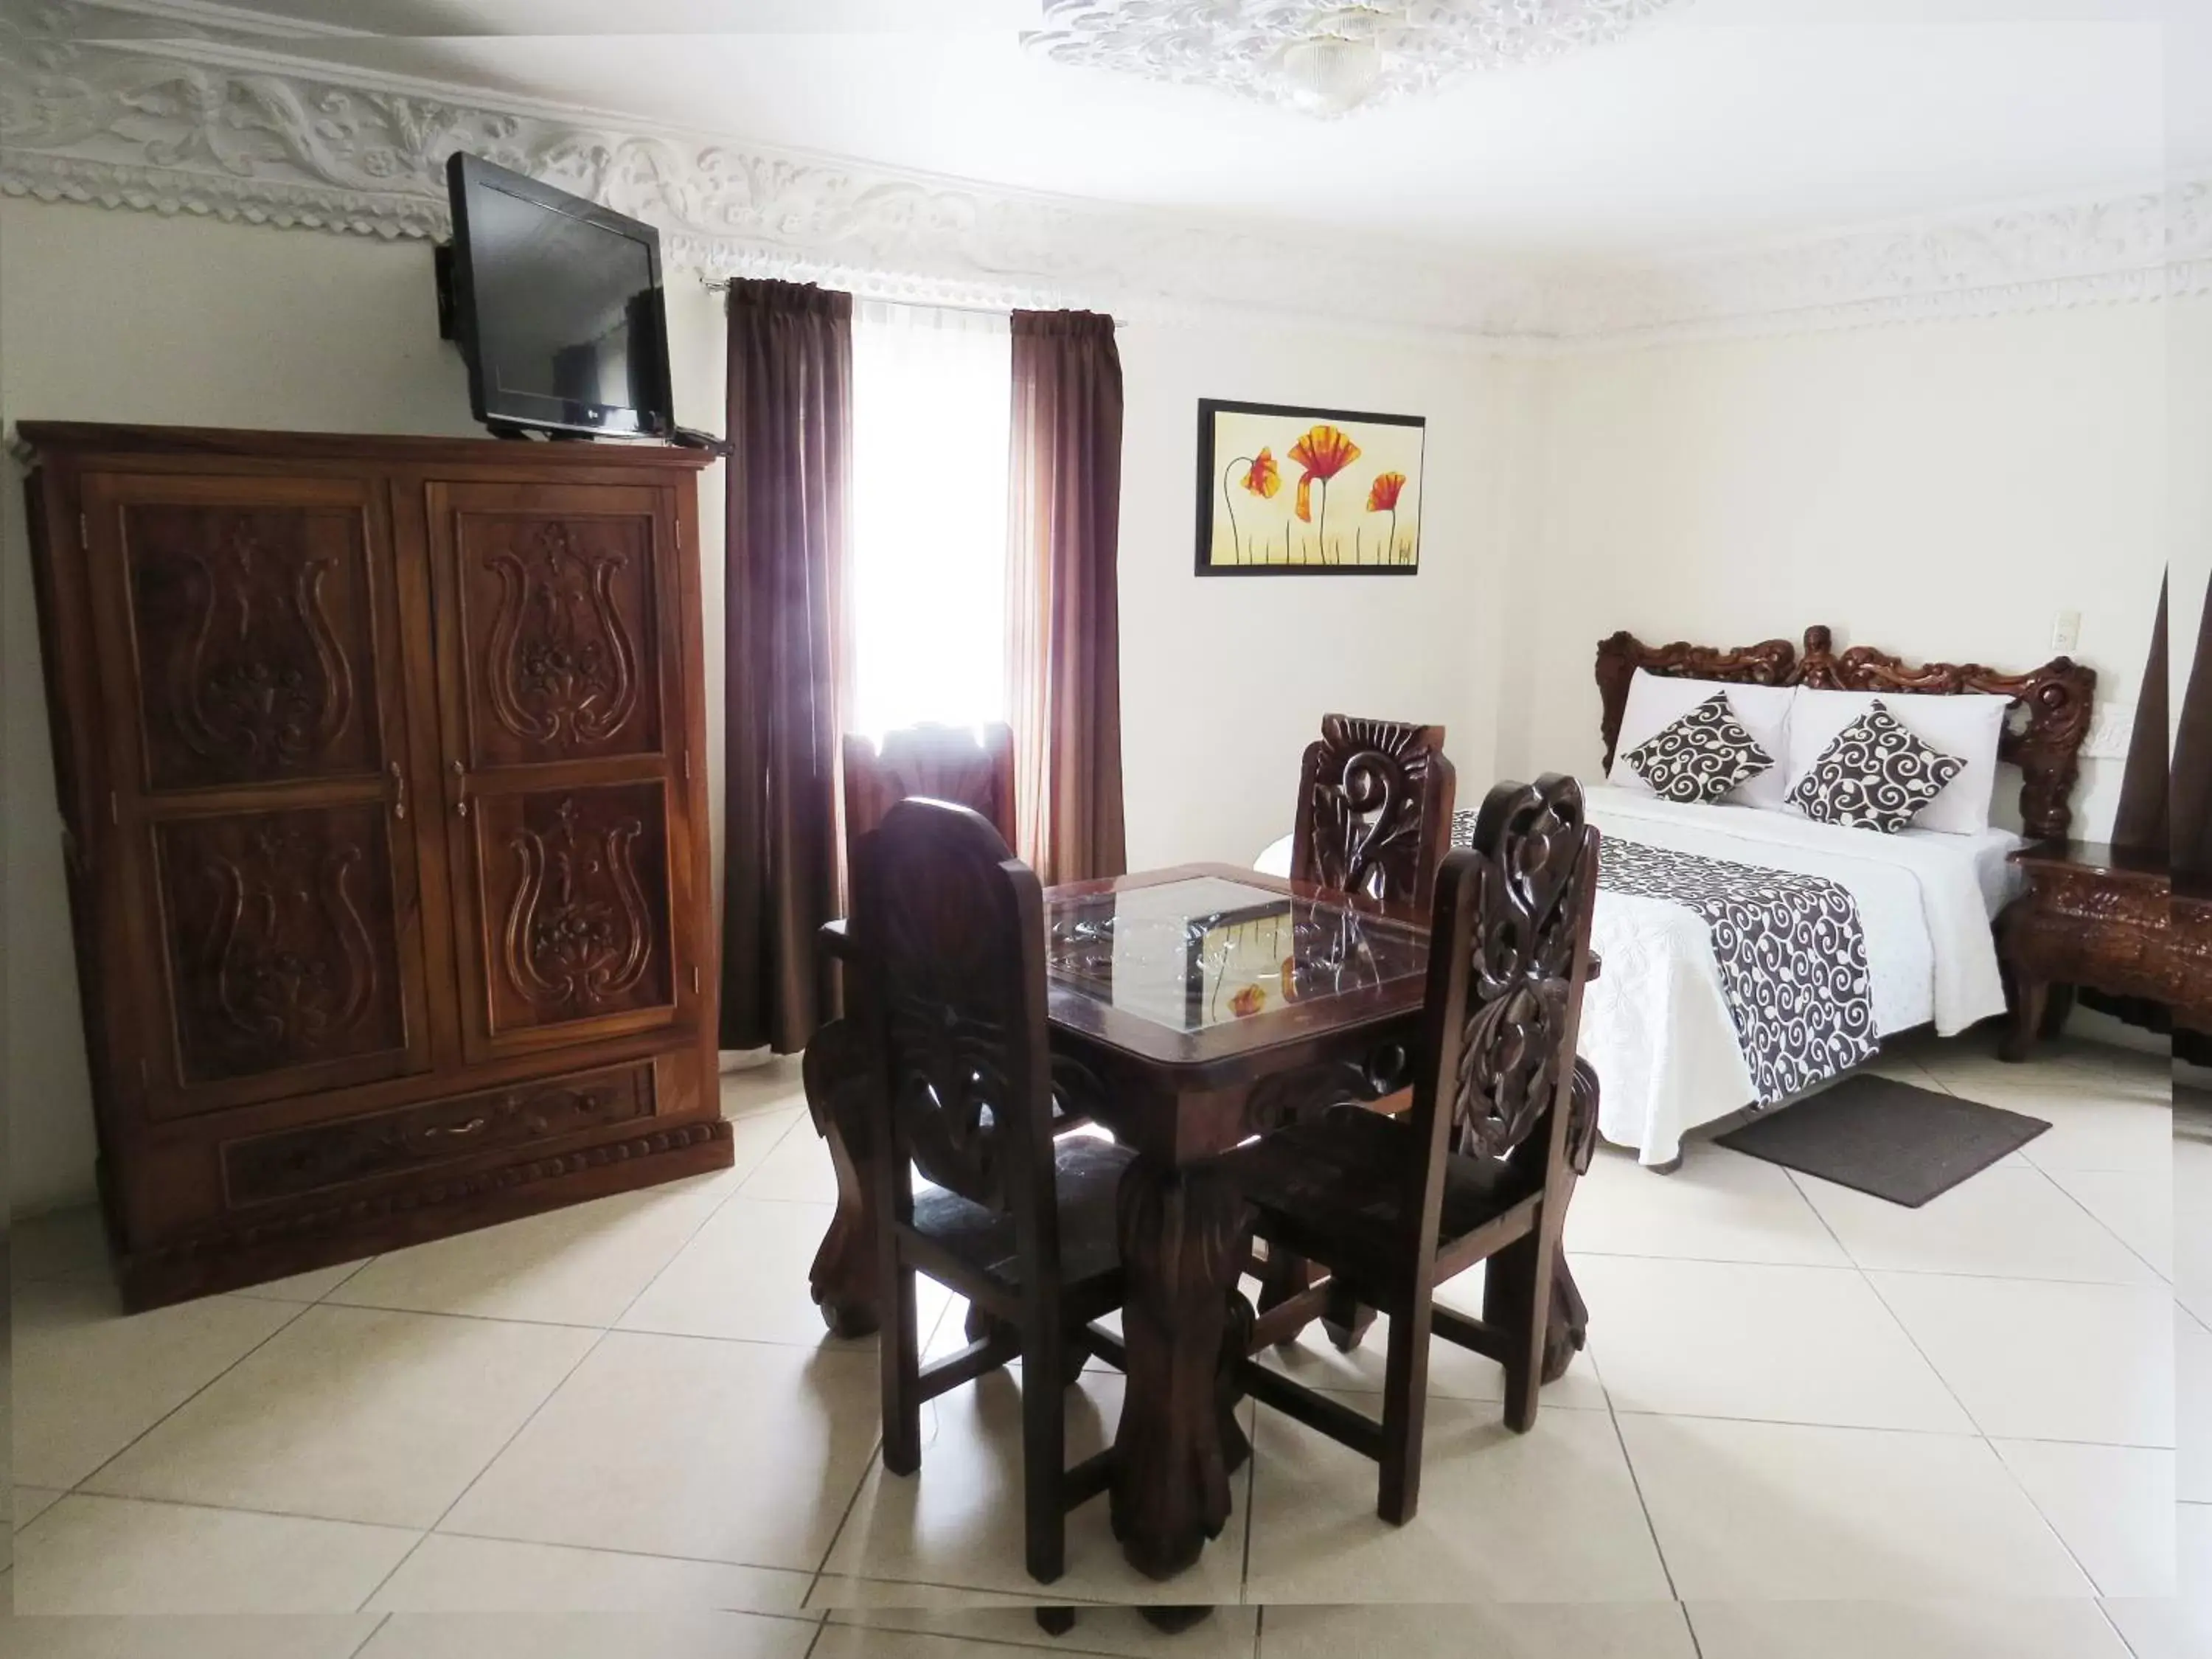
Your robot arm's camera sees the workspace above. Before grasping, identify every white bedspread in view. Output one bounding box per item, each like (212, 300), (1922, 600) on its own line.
(1253, 787), (2020, 1166)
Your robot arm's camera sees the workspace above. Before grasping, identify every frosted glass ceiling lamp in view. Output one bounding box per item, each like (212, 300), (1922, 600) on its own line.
(1026, 1), (1686, 115)
(1277, 36), (1385, 116)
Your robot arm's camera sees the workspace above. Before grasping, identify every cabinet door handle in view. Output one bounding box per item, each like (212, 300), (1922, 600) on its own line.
(451, 759), (470, 818)
(389, 762), (408, 821)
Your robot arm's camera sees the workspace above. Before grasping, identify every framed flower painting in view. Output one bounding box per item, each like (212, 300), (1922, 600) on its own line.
(1194, 398), (1425, 575)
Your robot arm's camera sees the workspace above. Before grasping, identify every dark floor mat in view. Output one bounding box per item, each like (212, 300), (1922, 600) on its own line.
(1714, 1074), (2050, 1207)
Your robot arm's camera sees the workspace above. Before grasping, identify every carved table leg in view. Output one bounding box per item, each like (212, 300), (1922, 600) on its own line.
(803, 1017), (883, 1339)
(2002, 977), (2050, 1063)
(1110, 1155), (1254, 1582)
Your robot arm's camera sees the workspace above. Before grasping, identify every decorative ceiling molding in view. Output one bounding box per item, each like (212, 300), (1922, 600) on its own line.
(1, 0), (2204, 348)
(1024, 0), (1683, 117)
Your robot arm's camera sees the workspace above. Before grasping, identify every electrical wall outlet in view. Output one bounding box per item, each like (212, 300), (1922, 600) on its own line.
(2051, 608), (2081, 652)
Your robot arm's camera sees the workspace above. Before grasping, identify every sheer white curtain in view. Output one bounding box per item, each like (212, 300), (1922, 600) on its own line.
(849, 299), (1012, 738)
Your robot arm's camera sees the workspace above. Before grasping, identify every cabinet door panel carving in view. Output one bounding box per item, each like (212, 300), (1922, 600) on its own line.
(120, 502), (381, 791)
(474, 784), (675, 1038)
(458, 512), (662, 768)
(154, 804), (413, 1087)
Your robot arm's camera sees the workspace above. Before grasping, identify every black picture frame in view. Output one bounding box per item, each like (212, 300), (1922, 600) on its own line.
(1194, 397), (1426, 577)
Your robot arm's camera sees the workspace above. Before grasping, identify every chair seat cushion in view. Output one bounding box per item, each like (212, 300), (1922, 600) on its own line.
(911, 1135), (1133, 1295)
(1220, 1107), (1541, 1287)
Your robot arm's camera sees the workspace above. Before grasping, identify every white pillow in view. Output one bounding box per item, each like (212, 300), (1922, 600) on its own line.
(1783, 686), (2011, 835)
(1610, 670), (1795, 809)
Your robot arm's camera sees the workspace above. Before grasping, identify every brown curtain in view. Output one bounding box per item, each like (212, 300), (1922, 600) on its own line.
(2112, 577), (2169, 855)
(1006, 309), (1127, 886)
(720, 280), (853, 1054)
(2174, 568), (2212, 883)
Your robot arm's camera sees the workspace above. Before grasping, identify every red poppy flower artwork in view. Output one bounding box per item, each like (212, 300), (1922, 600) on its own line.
(1198, 400), (1423, 573)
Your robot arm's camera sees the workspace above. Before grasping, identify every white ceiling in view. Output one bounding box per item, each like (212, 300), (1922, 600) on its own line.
(127, 0), (2203, 260)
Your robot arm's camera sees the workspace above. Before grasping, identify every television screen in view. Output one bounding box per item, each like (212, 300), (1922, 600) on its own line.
(444, 153), (673, 438)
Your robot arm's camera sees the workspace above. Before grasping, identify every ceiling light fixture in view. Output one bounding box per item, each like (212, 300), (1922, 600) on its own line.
(1026, 0), (1685, 117)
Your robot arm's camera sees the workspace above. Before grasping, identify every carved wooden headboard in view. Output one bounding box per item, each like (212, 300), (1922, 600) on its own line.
(1595, 625), (2097, 842)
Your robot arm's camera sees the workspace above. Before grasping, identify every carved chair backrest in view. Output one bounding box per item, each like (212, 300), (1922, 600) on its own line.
(1290, 714), (1457, 910)
(843, 724), (1017, 890)
(1594, 627), (2096, 843)
(1405, 775), (1601, 1255)
(850, 798), (1058, 1256)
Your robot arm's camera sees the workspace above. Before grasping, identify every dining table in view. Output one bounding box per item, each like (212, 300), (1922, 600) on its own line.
(801, 861), (1596, 1582)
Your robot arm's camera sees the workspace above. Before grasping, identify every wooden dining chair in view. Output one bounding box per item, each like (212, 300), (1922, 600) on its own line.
(849, 796), (1130, 1589)
(1222, 774), (1601, 1524)
(1290, 713), (1457, 910)
(1259, 713), (1458, 1335)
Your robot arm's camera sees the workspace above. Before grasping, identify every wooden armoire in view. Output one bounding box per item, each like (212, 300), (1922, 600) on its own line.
(18, 424), (731, 1309)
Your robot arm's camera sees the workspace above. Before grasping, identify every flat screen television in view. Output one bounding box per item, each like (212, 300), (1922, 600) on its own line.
(440, 153), (674, 439)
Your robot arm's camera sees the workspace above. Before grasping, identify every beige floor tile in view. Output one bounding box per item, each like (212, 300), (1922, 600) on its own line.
(2045, 1168), (2174, 1281)
(809, 1579), (1062, 1610)
(13, 1488), (66, 1533)
(2178, 1138), (2212, 1329)
(1993, 1440), (2175, 1599)
(1573, 1256), (1970, 1432)
(14, 1278), (302, 1489)
(1686, 1598), (2132, 1658)
(1242, 1393), (1670, 1604)
(13, 1494), (416, 1615)
(619, 1195), (948, 1348)
(83, 1305), (597, 1528)
(2185, 1502), (2212, 1610)
(441, 1331), (880, 1571)
(0, 1615), (383, 1659)
(1869, 1273), (2172, 1445)
(1257, 1600), (1697, 1658)
(9, 1207), (110, 1284)
(810, 1631), (1071, 1659)
(1921, 1071), (2170, 1176)
(358, 1612), (820, 1659)
(1797, 1167), (2164, 1286)
(2183, 1315), (2212, 1505)
(367, 1533), (810, 1613)
(1567, 1146), (1851, 1267)
(327, 1180), (727, 1328)
(1618, 1415), (2093, 1600)
(2099, 1596), (2212, 1659)
(234, 1261), (376, 1304)
(818, 1368), (1246, 1607)
(1253, 1258), (1607, 1411)
(828, 1601), (1259, 1658)
(720, 1057), (808, 1120)
(738, 1116), (841, 1205)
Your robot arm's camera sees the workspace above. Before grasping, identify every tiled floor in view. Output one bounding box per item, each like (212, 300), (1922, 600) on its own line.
(4, 1036), (2199, 1658)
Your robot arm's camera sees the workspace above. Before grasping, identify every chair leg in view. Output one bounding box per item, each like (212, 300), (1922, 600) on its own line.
(1023, 1322), (1067, 1585)
(1256, 1246), (1319, 1346)
(1320, 1276), (1377, 1354)
(880, 1256), (923, 1477)
(1489, 1228), (1558, 1435)
(1375, 1288), (1433, 1526)
(1034, 1607), (1076, 1636)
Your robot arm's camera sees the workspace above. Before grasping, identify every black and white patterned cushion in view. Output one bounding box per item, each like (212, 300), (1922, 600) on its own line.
(1786, 698), (1965, 833)
(1620, 692), (1777, 805)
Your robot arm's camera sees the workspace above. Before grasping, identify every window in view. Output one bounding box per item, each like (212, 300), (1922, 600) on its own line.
(849, 299), (1012, 737)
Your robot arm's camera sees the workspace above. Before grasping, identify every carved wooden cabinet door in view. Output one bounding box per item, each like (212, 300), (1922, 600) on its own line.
(78, 472), (435, 1116)
(424, 481), (699, 1061)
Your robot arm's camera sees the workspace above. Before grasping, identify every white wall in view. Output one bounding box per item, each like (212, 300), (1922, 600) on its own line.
(1504, 304), (2174, 844)
(0, 199), (1522, 1214)
(1114, 319), (1524, 871)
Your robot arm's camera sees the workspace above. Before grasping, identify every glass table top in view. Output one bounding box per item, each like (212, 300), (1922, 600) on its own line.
(1045, 874), (1430, 1035)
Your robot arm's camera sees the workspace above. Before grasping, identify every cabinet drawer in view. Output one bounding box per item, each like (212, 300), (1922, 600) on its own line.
(220, 1062), (656, 1207)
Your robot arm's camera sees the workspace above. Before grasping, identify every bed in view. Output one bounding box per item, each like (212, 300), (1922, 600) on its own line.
(1259, 625), (2096, 1166)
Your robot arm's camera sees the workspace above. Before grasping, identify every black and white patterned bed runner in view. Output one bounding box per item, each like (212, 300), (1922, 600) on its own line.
(1450, 813), (1876, 1105)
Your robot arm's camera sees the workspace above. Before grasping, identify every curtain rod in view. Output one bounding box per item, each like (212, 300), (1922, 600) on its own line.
(695, 274), (1119, 321)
